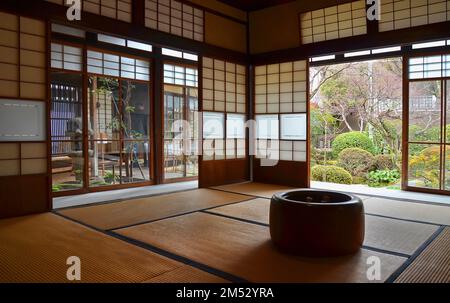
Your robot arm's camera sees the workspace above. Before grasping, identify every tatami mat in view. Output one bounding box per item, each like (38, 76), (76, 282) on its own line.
(364, 216), (438, 255)
(116, 212), (406, 283)
(364, 198), (450, 226)
(144, 265), (228, 283)
(208, 198), (270, 224)
(396, 227), (450, 283)
(212, 182), (294, 198)
(208, 198), (438, 256)
(0, 213), (184, 283)
(58, 189), (250, 230)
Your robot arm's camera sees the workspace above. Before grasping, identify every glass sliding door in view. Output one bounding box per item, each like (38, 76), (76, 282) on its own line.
(407, 81), (442, 190)
(51, 44), (154, 195)
(186, 87), (199, 177)
(406, 54), (450, 194)
(50, 72), (84, 193)
(163, 63), (199, 181)
(88, 76), (152, 188)
(446, 80), (450, 190)
(121, 80), (151, 184)
(88, 76), (122, 187)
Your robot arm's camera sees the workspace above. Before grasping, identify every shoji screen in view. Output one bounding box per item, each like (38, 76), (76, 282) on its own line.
(145, 0), (204, 42)
(0, 12), (49, 218)
(46, 0), (132, 22)
(199, 56), (249, 187)
(299, 0), (367, 44)
(379, 0), (450, 32)
(253, 60), (309, 187)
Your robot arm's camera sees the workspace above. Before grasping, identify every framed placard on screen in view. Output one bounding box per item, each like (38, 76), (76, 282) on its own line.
(227, 114), (246, 139)
(203, 112), (225, 139)
(280, 114), (307, 140)
(0, 99), (46, 141)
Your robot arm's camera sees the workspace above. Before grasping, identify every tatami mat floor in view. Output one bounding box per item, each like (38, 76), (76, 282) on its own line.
(1, 182), (448, 283)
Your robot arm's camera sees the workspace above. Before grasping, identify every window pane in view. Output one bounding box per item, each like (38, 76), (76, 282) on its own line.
(408, 143), (441, 190)
(446, 146), (450, 191)
(127, 40), (152, 52)
(50, 72), (84, 192)
(447, 80), (450, 144)
(280, 113), (307, 140)
(408, 81), (441, 143)
(121, 81), (150, 140)
(98, 34), (126, 46)
(88, 76), (120, 141)
(164, 84), (199, 179)
(88, 141), (122, 187)
(51, 142), (84, 192)
(121, 141), (151, 184)
(256, 114), (279, 139)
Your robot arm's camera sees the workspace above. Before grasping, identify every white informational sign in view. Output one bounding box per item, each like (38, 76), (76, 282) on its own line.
(0, 99), (46, 141)
(227, 114), (246, 139)
(280, 114), (307, 140)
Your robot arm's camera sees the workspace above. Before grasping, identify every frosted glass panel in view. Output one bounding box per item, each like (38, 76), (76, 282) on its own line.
(227, 114), (246, 139)
(256, 115), (279, 139)
(0, 99), (45, 141)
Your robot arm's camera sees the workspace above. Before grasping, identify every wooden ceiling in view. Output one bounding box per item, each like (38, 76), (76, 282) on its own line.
(217, 0), (298, 12)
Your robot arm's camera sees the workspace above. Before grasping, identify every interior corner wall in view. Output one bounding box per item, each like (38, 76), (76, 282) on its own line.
(190, 0), (247, 22)
(249, 0), (359, 54)
(249, 1), (300, 54)
(205, 12), (247, 54)
(0, 11), (50, 219)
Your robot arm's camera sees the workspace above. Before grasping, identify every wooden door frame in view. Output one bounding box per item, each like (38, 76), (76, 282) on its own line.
(402, 51), (450, 195)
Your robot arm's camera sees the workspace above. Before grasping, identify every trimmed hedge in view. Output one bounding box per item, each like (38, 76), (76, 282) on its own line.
(338, 147), (375, 177)
(332, 132), (375, 157)
(311, 165), (353, 185)
(374, 154), (396, 170)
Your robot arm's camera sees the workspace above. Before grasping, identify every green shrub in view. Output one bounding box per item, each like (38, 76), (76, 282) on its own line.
(52, 184), (62, 192)
(337, 148), (375, 177)
(409, 146), (450, 188)
(352, 176), (367, 185)
(368, 170), (400, 187)
(332, 132), (376, 157)
(374, 154), (396, 170)
(311, 165), (353, 185)
(311, 147), (335, 164)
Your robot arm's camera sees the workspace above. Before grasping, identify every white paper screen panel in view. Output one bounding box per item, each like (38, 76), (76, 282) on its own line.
(0, 13), (47, 100)
(254, 60), (307, 114)
(87, 50), (150, 80)
(202, 56), (248, 161)
(202, 57), (246, 114)
(51, 43), (83, 71)
(300, 0), (367, 44)
(379, 0), (450, 32)
(164, 64), (198, 87)
(0, 99), (46, 141)
(145, 0), (204, 42)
